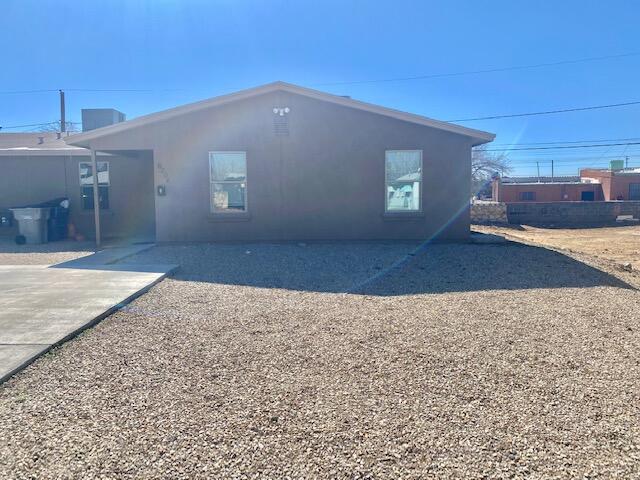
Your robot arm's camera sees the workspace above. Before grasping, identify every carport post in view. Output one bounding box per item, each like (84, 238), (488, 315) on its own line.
(90, 148), (101, 248)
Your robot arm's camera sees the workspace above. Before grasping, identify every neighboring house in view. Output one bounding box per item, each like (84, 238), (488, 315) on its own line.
(493, 168), (640, 203)
(492, 176), (603, 202)
(3, 82), (494, 242)
(580, 168), (640, 201)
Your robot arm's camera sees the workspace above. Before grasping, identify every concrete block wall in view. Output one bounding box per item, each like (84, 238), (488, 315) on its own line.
(470, 201), (508, 224)
(506, 201), (640, 225)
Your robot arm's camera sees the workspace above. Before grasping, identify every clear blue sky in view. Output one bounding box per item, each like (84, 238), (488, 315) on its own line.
(1, 0), (639, 175)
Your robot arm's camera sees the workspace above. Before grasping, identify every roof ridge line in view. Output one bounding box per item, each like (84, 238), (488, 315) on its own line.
(65, 81), (495, 147)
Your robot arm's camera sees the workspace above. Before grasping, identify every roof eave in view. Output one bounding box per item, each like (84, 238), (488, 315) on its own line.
(0, 149), (89, 156)
(65, 81), (495, 147)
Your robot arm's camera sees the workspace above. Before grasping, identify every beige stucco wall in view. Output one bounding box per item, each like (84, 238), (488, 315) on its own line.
(85, 90), (474, 242)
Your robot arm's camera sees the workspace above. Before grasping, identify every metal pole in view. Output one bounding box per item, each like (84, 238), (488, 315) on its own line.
(551, 159), (554, 182)
(91, 149), (101, 248)
(536, 161), (540, 182)
(59, 90), (66, 133)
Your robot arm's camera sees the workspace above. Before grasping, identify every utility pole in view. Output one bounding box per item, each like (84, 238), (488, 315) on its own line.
(536, 161), (540, 182)
(59, 90), (66, 133)
(551, 159), (554, 182)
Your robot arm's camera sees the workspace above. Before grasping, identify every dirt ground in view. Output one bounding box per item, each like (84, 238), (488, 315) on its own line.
(474, 224), (640, 268)
(1, 242), (639, 479)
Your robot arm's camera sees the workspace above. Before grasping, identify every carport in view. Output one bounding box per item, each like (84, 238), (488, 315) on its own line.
(0, 134), (156, 245)
(84, 148), (156, 247)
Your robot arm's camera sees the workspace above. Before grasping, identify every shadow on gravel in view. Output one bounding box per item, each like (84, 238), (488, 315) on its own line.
(124, 242), (634, 295)
(356, 243), (634, 296)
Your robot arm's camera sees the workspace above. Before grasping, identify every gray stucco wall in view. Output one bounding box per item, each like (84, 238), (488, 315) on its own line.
(85, 90), (474, 242)
(0, 154), (155, 239)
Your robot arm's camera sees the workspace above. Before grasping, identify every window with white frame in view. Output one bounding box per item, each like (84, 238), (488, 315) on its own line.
(79, 161), (110, 210)
(209, 152), (247, 213)
(385, 150), (422, 212)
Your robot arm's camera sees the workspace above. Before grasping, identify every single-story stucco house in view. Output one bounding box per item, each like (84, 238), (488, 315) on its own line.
(1, 81), (494, 243)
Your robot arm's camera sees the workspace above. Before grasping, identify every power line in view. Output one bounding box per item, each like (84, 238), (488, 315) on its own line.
(507, 153), (640, 161)
(0, 87), (184, 95)
(0, 121), (59, 130)
(0, 89), (58, 95)
(0, 120), (80, 130)
(490, 136), (640, 146)
(310, 52), (640, 87)
(503, 151), (640, 159)
(449, 100), (640, 122)
(504, 146), (640, 153)
(67, 88), (184, 92)
(504, 156), (640, 164)
(487, 141), (640, 152)
(1, 51), (639, 95)
(3, 88), (640, 135)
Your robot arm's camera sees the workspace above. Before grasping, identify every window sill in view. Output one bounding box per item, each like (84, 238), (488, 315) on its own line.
(382, 212), (425, 221)
(208, 212), (252, 222)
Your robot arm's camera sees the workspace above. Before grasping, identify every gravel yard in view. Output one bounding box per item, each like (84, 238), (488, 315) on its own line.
(1, 241), (640, 478)
(0, 237), (94, 265)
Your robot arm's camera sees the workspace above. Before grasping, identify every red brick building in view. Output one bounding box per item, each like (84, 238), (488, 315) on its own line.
(493, 168), (640, 202)
(580, 168), (640, 201)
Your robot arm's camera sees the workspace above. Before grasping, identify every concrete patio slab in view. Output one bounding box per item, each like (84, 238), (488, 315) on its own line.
(0, 262), (177, 383)
(55, 243), (155, 267)
(0, 345), (46, 382)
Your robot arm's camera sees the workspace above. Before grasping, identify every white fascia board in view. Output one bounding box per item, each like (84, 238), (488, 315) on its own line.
(0, 149), (111, 157)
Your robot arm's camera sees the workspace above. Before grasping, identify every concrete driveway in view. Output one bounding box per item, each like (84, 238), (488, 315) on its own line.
(0, 249), (176, 382)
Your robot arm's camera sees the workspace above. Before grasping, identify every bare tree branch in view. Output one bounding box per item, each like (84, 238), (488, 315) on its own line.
(471, 145), (511, 197)
(38, 121), (79, 133)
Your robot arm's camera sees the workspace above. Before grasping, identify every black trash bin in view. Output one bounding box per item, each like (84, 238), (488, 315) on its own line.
(48, 202), (70, 241)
